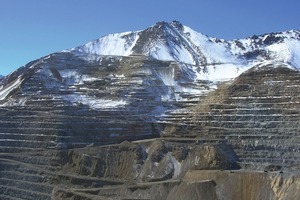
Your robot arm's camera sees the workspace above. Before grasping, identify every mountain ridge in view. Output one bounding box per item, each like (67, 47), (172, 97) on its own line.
(0, 21), (298, 84)
(1, 21), (300, 107)
(69, 21), (300, 68)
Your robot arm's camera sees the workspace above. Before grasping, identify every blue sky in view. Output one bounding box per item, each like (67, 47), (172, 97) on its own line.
(0, 0), (299, 75)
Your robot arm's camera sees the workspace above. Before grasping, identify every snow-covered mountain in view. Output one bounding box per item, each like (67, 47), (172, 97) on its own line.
(1, 20), (299, 109)
(71, 21), (238, 66)
(70, 21), (300, 80)
(225, 30), (300, 66)
(1, 21), (300, 200)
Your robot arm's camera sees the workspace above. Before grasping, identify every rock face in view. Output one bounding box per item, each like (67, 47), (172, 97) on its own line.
(163, 63), (300, 170)
(184, 170), (300, 200)
(0, 21), (300, 199)
(53, 179), (219, 200)
(66, 140), (239, 182)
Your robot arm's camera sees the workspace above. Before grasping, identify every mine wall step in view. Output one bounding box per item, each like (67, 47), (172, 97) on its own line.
(219, 134), (291, 140)
(198, 126), (300, 133)
(0, 121), (69, 127)
(0, 126), (152, 133)
(52, 174), (124, 189)
(0, 170), (50, 183)
(0, 185), (51, 200)
(0, 134), (57, 141)
(0, 163), (51, 178)
(187, 120), (300, 128)
(0, 146), (46, 153)
(0, 154), (64, 168)
(238, 157), (292, 164)
(226, 114), (300, 119)
(188, 114), (300, 120)
(209, 107), (300, 114)
(237, 154), (300, 162)
(0, 140), (56, 149)
(0, 178), (53, 194)
(0, 194), (25, 200)
(236, 150), (297, 157)
(226, 98), (296, 104)
(209, 129), (300, 137)
(208, 102), (300, 109)
(0, 127), (153, 136)
(0, 159), (60, 172)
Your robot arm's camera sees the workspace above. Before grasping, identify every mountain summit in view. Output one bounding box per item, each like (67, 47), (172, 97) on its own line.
(70, 20), (300, 70)
(71, 20), (239, 66)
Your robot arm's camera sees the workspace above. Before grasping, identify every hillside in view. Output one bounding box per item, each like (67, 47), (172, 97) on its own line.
(0, 21), (300, 199)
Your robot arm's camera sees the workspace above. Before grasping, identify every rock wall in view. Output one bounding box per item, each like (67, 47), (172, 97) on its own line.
(184, 170), (300, 200)
(161, 64), (300, 169)
(65, 140), (239, 182)
(52, 170), (300, 200)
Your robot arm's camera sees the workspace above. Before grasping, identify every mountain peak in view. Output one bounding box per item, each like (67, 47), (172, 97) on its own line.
(170, 20), (184, 29)
(150, 20), (185, 34)
(153, 20), (184, 28)
(68, 21), (300, 72)
(153, 20), (169, 26)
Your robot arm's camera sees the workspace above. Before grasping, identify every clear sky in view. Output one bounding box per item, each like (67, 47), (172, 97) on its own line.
(0, 0), (299, 75)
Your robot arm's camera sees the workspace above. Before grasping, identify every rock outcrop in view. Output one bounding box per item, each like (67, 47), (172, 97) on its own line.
(65, 140), (239, 182)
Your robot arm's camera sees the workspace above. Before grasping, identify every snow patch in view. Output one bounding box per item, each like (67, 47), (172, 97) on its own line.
(72, 32), (140, 56)
(251, 61), (297, 71)
(60, 70), (100, 85)
(267, 42), (293, 63)
(0, 97), (27, 107)
(150, 45), (175, 62)
(197, 63), (251, 81)
(170, 154), (181, 178)
(0, 77), (23, 101)
(183, 26), (238, 64)
(286, 41), (300, 68)
(63, 94), (127, 109)
(157, 68), (176, 86)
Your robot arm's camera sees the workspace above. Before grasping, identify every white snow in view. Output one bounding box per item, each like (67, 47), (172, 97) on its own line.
(173, 45), (195, 64)
(267, 42), (292, 63)
(196, 63), (251, 81)
(170, 154), (181, 178)
(150, 44), (176, 62)
(108, 73), (125, 78)
(60, 70), (100, 85)
(267, 40), (300, 68)
(149, 24), (239, 66)
(67, 21), (300, 83)
(157, 68), (176, 86)
(63, 94), (127, 109)
(183, 26), (238, 64)
(0, 77), (23, 101)
(73, 32), (140, 56)
(251, 61), (297, 71)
